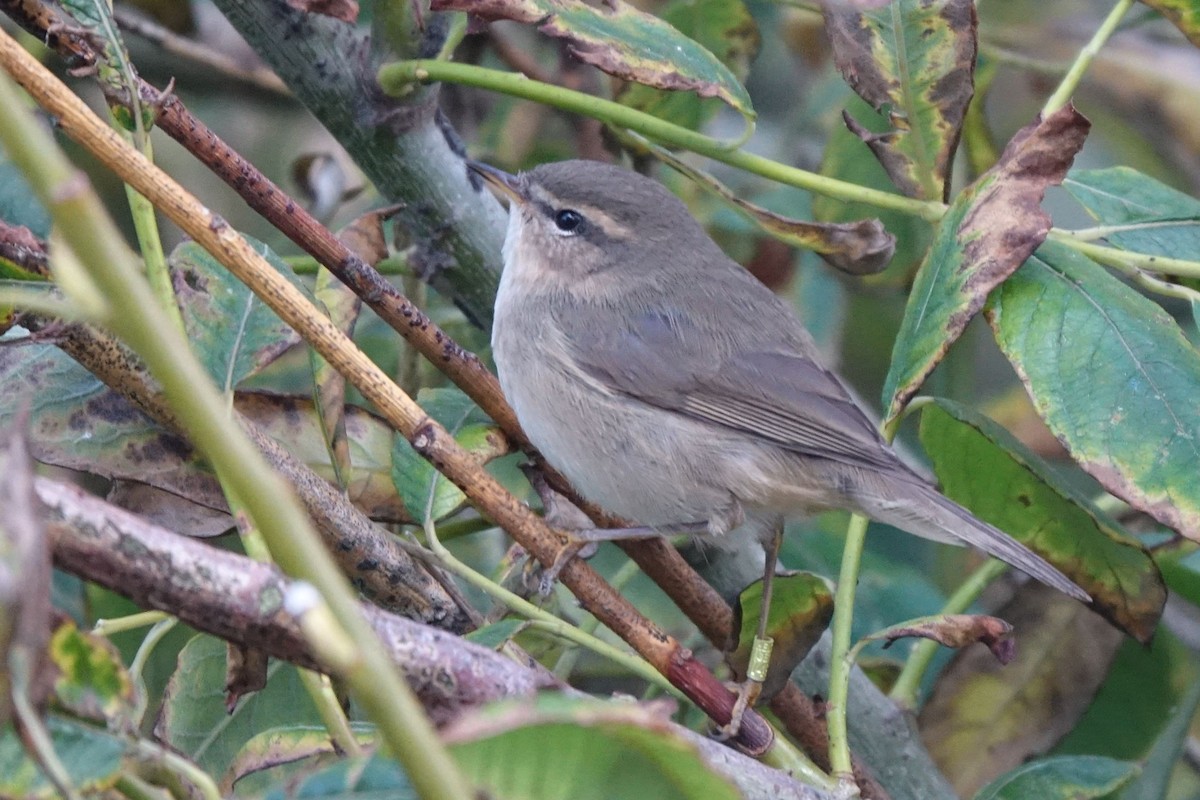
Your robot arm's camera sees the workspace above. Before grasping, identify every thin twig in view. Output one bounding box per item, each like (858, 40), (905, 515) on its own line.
(111, 4), (289, 95)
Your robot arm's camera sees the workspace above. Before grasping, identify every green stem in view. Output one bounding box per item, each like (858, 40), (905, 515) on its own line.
(92, 610), (170, 637)
(298, 669), (363, 757)
(552, 557), (642, 680)
(0, 284), (81, 319)
(1041, 0), (1135, 115)
(826, 512), (869, 781)
(888, 558), (1009, 710)
(128, 738), (222, 800)
(128, 618), (178, 683)
(113, 773), (166, 800)
(1063, 220), (1194, 242)
(1049, 229), (1200, 278)
(0, 67), (474, 800)
(420, 519), (682, 699)
(378, 60), (943, 221)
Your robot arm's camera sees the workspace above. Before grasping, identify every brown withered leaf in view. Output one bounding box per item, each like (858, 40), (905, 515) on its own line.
(868, 614), (1015, 664)
(107, 481), (234, 538)
(647, 142), (895, 274)
(285, 0), (359, 23)
(919, 585), (1123, 797)
(881, 104), (1090, 420)
(226, 644), (269, 710)
(824, 0), (976, 200)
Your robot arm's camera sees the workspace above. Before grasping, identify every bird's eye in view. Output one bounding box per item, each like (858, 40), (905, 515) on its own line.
(553, 209), (583, 234)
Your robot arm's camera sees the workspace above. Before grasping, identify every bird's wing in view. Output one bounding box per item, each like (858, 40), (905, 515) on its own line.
(566, 306), (897, 469)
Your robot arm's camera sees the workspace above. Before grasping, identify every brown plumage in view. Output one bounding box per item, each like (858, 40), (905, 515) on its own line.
(477, 158), (1088, 603)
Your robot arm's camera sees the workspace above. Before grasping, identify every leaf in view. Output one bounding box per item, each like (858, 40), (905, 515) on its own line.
(59, 0), (152, 132)
(155, 634), (322, 778)
(48, 619), (140, 727)
(1063, 166), (1200, 257)
(264, 754), (416, 799)
(443, 696), (742, 800)
(1141, 0), (1200, 47)
(989, 240), (1200, 541)
(882, 105), (1091, 419)
(169, 237), (306, 392)
(617, 0), (759, 131)
(919, 585), (1125, 797)
(226, 723), (376, 792)
(973, 755), (1137, 800)
(728, 572), (833, 702)
(466, 618), (529, 649)
(918, 400), (1165, 642)
(861, 614), (1015, 664)
(0, 343), (410, 526)
(650, 144), (895, 274)
(1056, 627), (1199, 761)
(0, 222), (50, 280)
(0, 715), (126, 798)
(429, 0), (755, 121)
(393, 388), (504, 523)
(0, 161), (51, 239)
(824, 0), (977, 200)
(1117, 677), (1200, 800)
(813, 94), (931, 278)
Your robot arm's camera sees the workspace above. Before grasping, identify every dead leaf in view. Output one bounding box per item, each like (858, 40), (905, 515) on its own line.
(919, 584), (1123, 797)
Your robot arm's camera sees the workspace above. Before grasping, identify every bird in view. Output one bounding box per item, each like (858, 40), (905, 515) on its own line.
(469, 157), (1088, 716)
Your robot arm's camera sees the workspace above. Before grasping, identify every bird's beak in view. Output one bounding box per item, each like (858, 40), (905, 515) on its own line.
(467, 160), (527, 206)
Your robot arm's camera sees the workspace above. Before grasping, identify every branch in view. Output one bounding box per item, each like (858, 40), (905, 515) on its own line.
(41, 476), (831, 800)
(19, 314), (470, 631)
(210, 0), (506, 327)
(39, 475), (550, 724)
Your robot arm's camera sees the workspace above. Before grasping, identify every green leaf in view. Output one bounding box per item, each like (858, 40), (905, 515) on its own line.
(918, 400), (1165, 642)
(989, 240), (1200, 541)
(617, 0), (759, 131)
(466, 618), (529, 650)
(729, 572), (833, 701)
(1063, 166), (1200, 257)
(823, 0), (977, 200)
(227, 723), (376, 794)
(1140, 0), (1200, 47)
(428, 0), (754, 122)
(264, 754), (415, 799)
(156, 634), (321, 779)
(973, 755), (1137, 800)
(445, 696), (742, 800)
(0, 715), (126, 798)
(392, 388), (497, 523)
(49, 619), (140, 726)
(0, 161), (51, 239)
(882, 106), (1090, 419)
(169, 237), (307, 392)
(59, 0), (155, 133)
(1118, 677), (1200, 800)
(1056, 627), (1198, 761)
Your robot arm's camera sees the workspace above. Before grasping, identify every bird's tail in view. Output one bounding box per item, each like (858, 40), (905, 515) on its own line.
(859, 477), (1090, 602)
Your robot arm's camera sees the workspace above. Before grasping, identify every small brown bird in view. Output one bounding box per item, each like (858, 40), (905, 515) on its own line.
(472, 158), (1087, 606)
